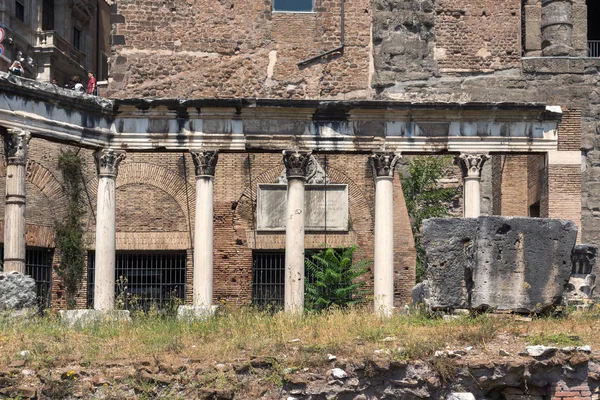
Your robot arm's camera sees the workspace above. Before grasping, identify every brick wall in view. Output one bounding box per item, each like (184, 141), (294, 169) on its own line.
(108, 0), (372, 99)
(434, 0), (521, 72)
(551, 382), (594, 400)
(492, 155), (529, 216)
(548, 164), (582, 241)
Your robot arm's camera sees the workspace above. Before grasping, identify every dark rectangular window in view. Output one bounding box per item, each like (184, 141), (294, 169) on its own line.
(15, 0), (24, 22)
(0, 246), (53, 310)
(87, 251), (187, 311)
(42, 0), (54, 30)
(73, 27), (81, 50)
(273, 0), (313, 12)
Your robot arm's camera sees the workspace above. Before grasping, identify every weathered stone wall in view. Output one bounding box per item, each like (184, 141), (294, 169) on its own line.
(372, 0), (593, 244)
(108, 0), (373, 99)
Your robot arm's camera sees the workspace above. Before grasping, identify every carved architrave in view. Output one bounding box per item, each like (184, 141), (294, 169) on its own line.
(282, 150), (312, 180)
(190, 150), (218, 177)
(4, 129), (31, 166)
(94, 148), (126, 178)
(370, 152), (400, 178)
(456, 153), (489, 179)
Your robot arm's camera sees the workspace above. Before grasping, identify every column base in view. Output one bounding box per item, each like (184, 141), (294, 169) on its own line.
(177, 305), (218, 320)
(59, 310), (131, 327)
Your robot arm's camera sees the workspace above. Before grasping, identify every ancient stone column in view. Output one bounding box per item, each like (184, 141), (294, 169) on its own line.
(283, 150), (311, 313)
(3, 129), (30, 274)
(94, 149), (125, 311)
(190, 150), (218, 308)
(457, 153), (489, 218)
(370, 152), (400, 317)
(541, 0), (573, 56)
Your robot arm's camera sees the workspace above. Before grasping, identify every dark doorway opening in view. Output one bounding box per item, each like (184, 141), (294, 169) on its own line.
(587, 0), (600, 56)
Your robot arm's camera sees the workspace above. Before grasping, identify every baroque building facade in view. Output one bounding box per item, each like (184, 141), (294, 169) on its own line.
(0, 0), (111, 85)
(0, 0), (595, 313)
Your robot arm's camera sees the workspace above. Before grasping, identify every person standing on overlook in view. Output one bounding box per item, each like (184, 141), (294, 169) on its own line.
(87, 70), (97, 95)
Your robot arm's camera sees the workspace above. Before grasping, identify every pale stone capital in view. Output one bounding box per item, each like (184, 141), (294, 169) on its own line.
(4, 129), (31, 165)
(190, 150), (218, 177)
(456, 153), (489, 179)
(370, 151), (400, 178)
(282, 150), (312, 180)
(94, 148), (126, 178)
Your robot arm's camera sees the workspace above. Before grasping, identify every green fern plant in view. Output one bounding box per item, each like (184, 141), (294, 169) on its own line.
(304, 246), (371, 311)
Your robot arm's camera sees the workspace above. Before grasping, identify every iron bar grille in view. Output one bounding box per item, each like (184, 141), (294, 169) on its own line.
(251, 250), (350, 310)
(0, 246), (53, 309)
(87, 251), (187, 311)
(252, 251), (286, 309)
(589, 40), (600, 58)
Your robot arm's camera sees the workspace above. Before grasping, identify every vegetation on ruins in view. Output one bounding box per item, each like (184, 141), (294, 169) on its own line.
(304, 246), (371, 311)
(54, 150), (87, 309)
(402, 156), (458, 281)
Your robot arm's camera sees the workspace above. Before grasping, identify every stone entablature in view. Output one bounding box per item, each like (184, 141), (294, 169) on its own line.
(0, 74), (561, 153)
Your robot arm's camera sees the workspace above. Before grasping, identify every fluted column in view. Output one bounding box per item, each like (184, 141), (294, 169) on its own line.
(190, 150), (218, 307)
(94, 149), (125, 311)
(370, 152), (400, 317)
(283, 150), (311, 313)
(456, 153), (489, 218)
(3, 129), (30, 274)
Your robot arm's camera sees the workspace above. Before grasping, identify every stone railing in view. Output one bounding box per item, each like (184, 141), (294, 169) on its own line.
(35, 31), (86, 68)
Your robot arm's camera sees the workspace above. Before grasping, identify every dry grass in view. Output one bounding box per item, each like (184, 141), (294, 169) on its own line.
(1, 306), (600, 369)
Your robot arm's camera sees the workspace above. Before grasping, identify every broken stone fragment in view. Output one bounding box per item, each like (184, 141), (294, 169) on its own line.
(330, 368), (347, 379)
(526, 345), (557, 357)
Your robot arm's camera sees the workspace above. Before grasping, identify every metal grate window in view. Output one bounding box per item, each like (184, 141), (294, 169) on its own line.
(252, 251), (286, 309)
(251, 250), (350, 310)
(0, 246), (53, 309)
(87, 251), (187, 311)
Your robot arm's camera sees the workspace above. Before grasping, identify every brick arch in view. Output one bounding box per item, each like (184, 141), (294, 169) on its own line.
(0, 160), (69, 216)
(85, 162), (194, 231)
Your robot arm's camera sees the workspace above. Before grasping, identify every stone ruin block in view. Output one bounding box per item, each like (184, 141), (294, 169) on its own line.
(419, 216), (578, 313)
(420, 218), (477, 309)
(0, 271), (37, 311)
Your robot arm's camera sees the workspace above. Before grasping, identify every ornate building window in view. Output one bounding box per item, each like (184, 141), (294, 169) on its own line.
(273, 0), (313, 12)
(15, 0), (24, 22)
(73, 27), (81, 50)
(42, 0), (54, 31)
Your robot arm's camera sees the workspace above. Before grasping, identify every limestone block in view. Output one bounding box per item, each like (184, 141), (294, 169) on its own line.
(571, 4), (588, 54)
(0, 272), (37, 311)
(177, 305), (218, 320)
(421, 217), (577, 313)
(524, 4), (542, 52)
(59, 310), (131, 327)
(421, 218), (477, 309)
(471, 217), (577, 312)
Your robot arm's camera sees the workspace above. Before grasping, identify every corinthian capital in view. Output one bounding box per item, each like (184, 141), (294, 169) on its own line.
(456, 153), (489, 178)
(94, 148), (126, 178)
(190, 150), (218, 177)
(4, 129), (31, 165)
(282, 150), (312, 180)
(370, 152), (400, 178)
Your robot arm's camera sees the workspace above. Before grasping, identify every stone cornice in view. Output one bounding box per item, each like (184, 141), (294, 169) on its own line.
(0, 72), (562, 153)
